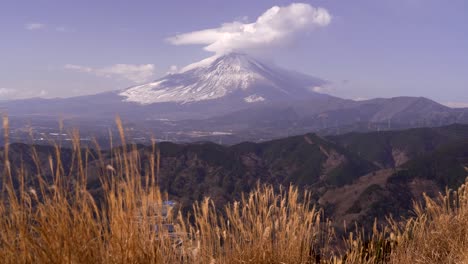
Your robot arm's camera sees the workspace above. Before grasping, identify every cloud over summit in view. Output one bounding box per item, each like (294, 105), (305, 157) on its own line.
(168, 3), (331, 54)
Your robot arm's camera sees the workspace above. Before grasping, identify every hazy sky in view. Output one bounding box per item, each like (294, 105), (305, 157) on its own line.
(1, 0), (467, 107)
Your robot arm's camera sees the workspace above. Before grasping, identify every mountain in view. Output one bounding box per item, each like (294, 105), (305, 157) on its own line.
(119, 52), (327, 105)
(0, 132), (378, 216)
(2, 124), (468, 230)
(1, 52), (468, 143)
(327, 124), (468, 168)
(224, 96), (464, 126)
(174, 96), (468, 142)
(0, 53), (331, 120)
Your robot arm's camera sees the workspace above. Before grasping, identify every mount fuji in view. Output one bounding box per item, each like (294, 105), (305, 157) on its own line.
(1, 52), (468, 143)
(119, 52), (328, 105)
(1, 52), (334, 120)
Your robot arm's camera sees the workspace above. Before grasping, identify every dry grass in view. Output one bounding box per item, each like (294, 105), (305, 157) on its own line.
(185, 185), (336, 263)
(387, 185), (468, 264)
(0, 116), (467, 263)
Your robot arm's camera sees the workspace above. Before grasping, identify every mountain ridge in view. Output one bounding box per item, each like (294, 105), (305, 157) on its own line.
(2, 124), (468, 229)
(1, 53), (468, 142)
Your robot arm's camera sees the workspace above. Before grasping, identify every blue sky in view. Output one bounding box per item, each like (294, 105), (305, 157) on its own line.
(0, 0), (467, 107)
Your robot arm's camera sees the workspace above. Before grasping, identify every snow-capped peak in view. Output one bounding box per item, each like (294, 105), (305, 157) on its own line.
(180, 52), (266, 73)
(119, 52), (325, 105)
(179, 54), (220, 73)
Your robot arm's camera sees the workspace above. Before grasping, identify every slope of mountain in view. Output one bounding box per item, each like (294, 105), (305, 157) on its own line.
(327, 124), (468, 168)
(320, 125), (468, 227)
(396, 140), (468, 188)
(333, 139), (468, 228)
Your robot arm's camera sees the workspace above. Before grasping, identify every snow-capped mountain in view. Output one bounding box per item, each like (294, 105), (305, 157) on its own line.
(0, 52), (332, 121)
(118, 52), (327, 105)
(2, 51), (467, 139)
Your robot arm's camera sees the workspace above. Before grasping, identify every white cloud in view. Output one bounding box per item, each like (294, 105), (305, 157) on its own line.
(55, 26), (67, 32)
(65, 64), (93, 73)
(65, 63), (156, 83)
(25, 23), (46, 30)
(38, 90), (47, 97)
(24, 23), (70, 32)
(167, 3), (331, 54)
(0, 88), (18, 100)
(0, 88), (17, 97)
(166, 65), (178, 74)
(0, 88), (48, 100)
(443, 102), (468, 108)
